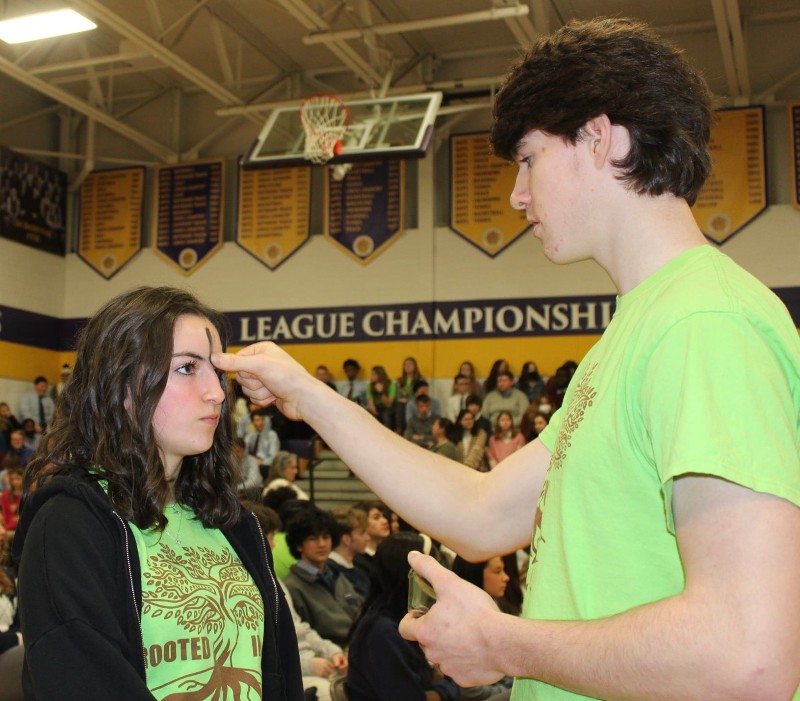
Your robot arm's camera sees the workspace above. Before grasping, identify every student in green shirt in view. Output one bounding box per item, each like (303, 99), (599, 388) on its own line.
(215, 17), (800, 701)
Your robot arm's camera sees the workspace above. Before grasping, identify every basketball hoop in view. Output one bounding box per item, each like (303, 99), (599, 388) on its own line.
(300, 94), (351, 165)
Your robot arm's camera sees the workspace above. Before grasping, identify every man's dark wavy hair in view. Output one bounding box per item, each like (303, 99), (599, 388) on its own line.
(25, 286), (242, 530)
(491, 17), (715, 205)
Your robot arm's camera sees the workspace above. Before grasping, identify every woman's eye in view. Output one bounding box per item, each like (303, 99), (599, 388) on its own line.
(177, 361), (197, 375)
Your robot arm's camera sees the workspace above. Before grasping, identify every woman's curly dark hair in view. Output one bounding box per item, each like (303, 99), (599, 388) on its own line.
(491, 17), (716, 205)
(24, 286), (241, 530)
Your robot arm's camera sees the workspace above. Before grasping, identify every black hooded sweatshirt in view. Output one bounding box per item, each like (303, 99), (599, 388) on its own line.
(11, 475), (304, 700)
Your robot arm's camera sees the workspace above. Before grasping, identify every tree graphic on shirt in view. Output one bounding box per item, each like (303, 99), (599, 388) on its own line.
(142, 544), (263, 700)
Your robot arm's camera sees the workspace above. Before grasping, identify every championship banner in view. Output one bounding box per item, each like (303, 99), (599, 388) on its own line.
(692, 106), (767, 243)
(324, 160), (404, 265)
(450, 132), (529, 257)
(79, 167), (144, 279)
(0, 146), (67, 255)
(789, 101), (800, 212)
(154, 159), (224, 274)
(237, 166), (310, 269)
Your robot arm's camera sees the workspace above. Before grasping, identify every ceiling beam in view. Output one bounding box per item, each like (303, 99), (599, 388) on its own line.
(0, 53), (175, 161)
(302, 5), (530, 44)
(275, 0), (382, 86)
(69, 0), (244, 106)
(710, 0), (750, 99)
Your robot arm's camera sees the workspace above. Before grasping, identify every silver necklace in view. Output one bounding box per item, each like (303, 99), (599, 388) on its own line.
(164, 504), (185, 547)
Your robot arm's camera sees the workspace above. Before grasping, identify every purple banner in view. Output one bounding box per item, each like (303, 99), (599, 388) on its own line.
(324, 160), (404, 264)
(154, 159), (224, 273)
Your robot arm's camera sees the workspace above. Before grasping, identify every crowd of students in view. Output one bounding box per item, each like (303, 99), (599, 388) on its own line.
(312, 356), (573, 475)
(248, 487), (520, 701)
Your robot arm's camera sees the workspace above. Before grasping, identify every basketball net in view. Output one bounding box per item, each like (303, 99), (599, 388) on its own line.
(300, 94), (351, 165)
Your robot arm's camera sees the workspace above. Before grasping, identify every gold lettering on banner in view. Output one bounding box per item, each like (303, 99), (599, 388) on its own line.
(79, 168), (144, 278)
(237, 167), (311, 269)
(450, 132), (529, 256)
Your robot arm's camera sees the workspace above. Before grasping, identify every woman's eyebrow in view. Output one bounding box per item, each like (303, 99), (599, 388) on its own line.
(172, 351), (204, 360)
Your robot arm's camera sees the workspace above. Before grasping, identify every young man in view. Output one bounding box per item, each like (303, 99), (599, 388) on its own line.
(244, 409), (280, 476)
(249, 503), (347, 701)
(337, 359), (367, 408)
(446, 374), (472, 421)
(327, 506), (371, 597)
(404, 394), (438, 448)
(481, 371), (529, 426)
(18, 376), (54, 433)
(215, 17), (800, 701)
(282, 507), (362, 647)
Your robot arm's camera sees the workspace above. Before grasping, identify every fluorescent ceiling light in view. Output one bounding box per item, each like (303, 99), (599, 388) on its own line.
(0, 8), (97, 44)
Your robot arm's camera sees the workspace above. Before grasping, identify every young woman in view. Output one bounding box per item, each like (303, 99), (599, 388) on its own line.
(454, 409), (488, 471)
(455, 361), (482, 400)
(0, 402), (22, 448)
(517, 361), (545, 403)
(520, 407), (550, 443)
(0, 467), (22, 535)
(365, 365), (396, 429)
(482, 359), (510, 396)
(451, 556), (515, 700)
(263, 451), (308, 501)
(345, 532), (458, 701)
(394, 357), (422, 435)
(12, 286), (302, 701)
(486, 411), (526, 469)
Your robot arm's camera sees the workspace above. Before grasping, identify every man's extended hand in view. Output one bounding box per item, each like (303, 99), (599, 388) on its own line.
(212, 342), (321, 422)
(399, 551), (507, 686)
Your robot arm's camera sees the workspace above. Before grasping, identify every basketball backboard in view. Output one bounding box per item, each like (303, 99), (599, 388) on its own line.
(243, 92), (442, 168)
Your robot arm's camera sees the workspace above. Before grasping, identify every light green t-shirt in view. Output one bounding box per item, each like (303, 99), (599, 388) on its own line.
(129, 503), (265, 700)
(513, 246), (800, 700)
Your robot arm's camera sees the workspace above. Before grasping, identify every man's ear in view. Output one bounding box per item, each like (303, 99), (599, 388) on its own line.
(580, 114), (630, 169)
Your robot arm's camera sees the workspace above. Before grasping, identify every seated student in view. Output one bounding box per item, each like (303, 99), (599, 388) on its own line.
(346, 532), (458, 701)
(282, 506), (363, 646)
(431, 418), (458, 461)
(481, 371), (529, 426)
(20, 419), (40, 452)
(0, 403), (22, 448)
(365, 366), (395, 429)
(245, 409), (280, 477)
(337, 358), (368, 408)
(247, 502), (347, 701)
(232, 437), (262, 501)
(403, 395), (438, 449)
(328, 507), (371, 597)
(464, 395), (492, 437)
(263, 487), (312, 579)
(486, 411), (526, 469)
(2, 432), (31, 470)
(404, 379), (442, 423)
(446, 374), (472, 421)
(263, 451), (309, 501)
(454, 410), (489, 471)
(0, 468), (22, 537)
(452, 556), (515, 701)
(314, 365), (337, 392)
(354, 501), (391, 557)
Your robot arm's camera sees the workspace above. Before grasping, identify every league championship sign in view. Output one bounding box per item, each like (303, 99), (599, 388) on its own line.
(450, 132), (529, 257)
(692, 106), (767, 243)
(324, 160), (404, 265)
(237, 166), (311, 270)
